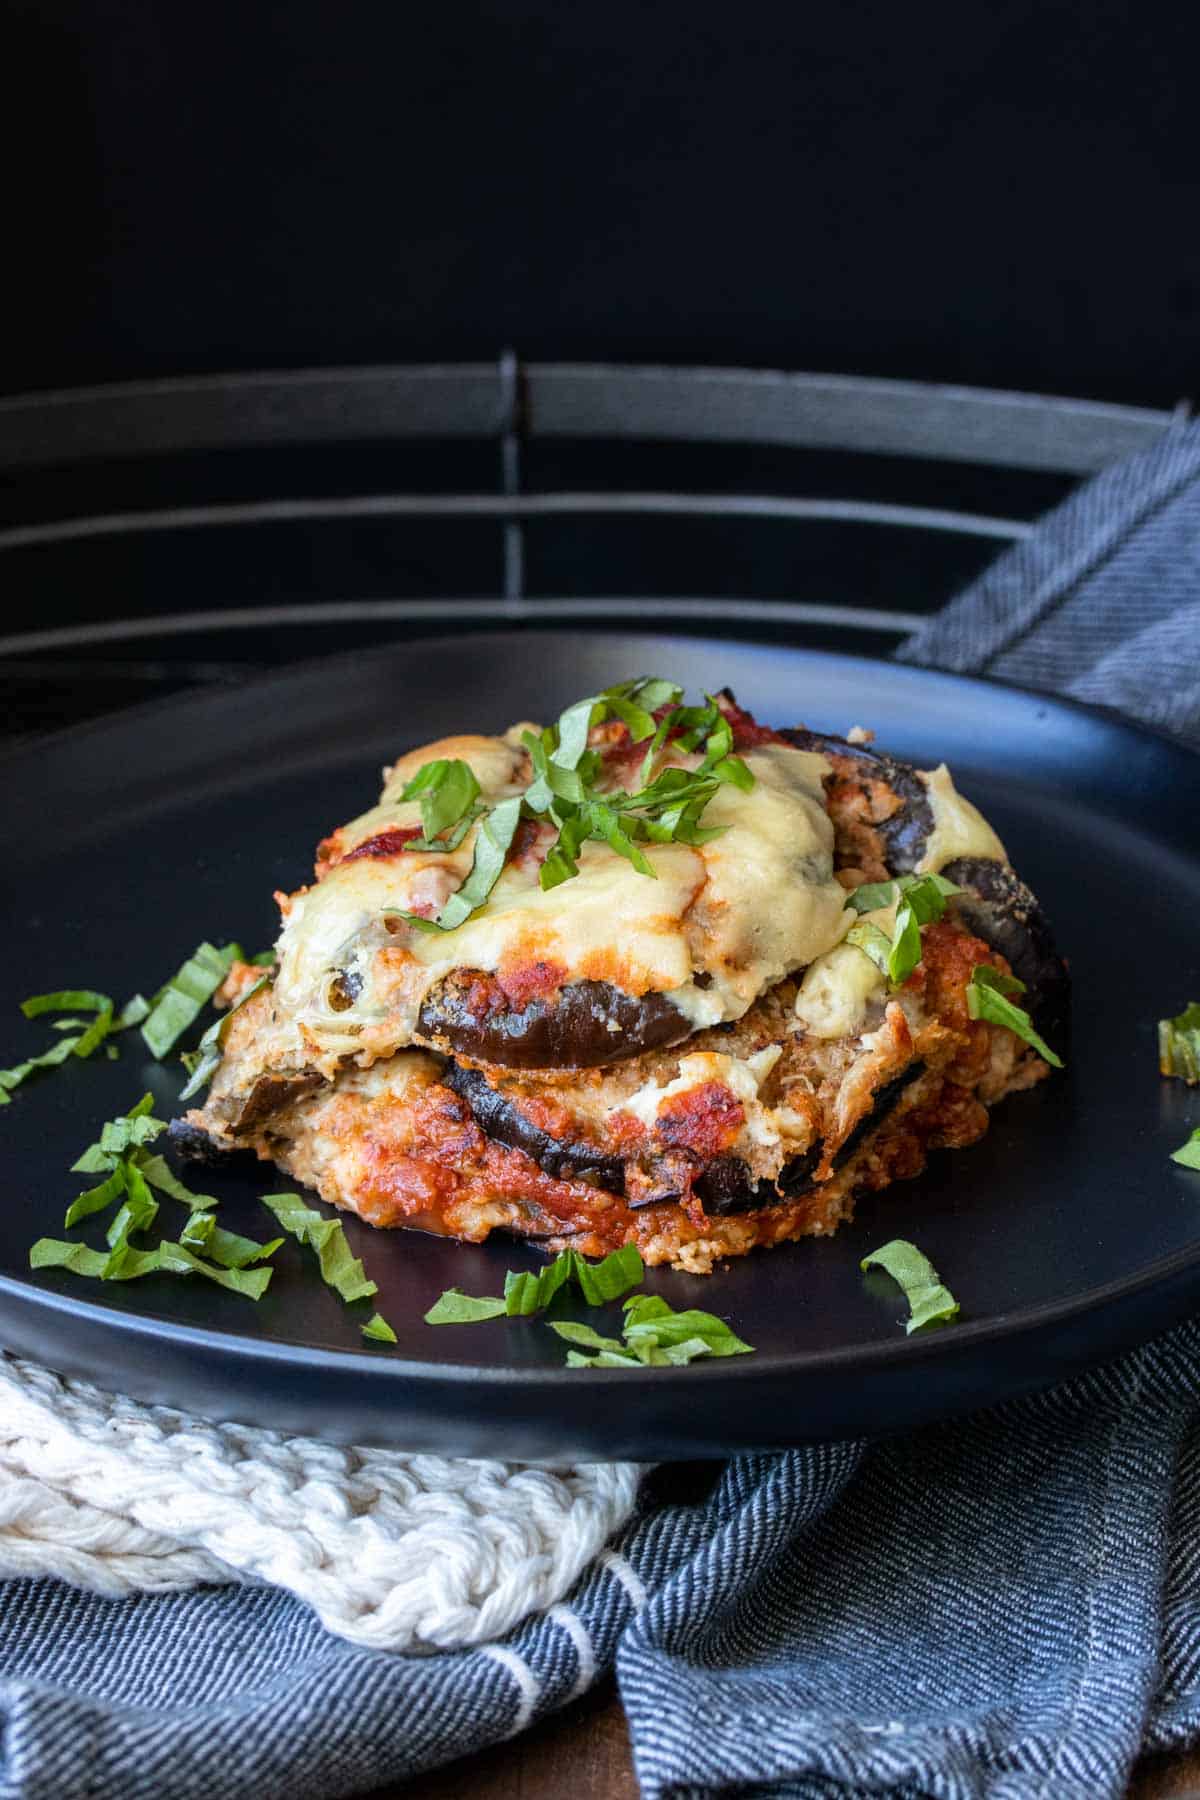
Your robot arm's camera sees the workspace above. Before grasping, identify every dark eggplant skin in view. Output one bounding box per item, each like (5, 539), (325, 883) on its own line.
(942, 857), (1069, 1033)
(168, 1117), (234, 1163)
(694, 1059), (927, 1215)
(418, 971), (693, 1070)
(443, 1062), (628, 1189)
(780, 726), (1067, 1034)
(779, 727), (934, 874)
(445, 1055), (927, 1217)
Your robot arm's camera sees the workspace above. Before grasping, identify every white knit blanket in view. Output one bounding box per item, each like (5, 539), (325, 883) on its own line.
(0, 1354), (642, 1653)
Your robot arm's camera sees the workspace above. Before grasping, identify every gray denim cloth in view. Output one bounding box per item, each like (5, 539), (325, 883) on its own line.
(3, 430), (1200, 1800)
(897, 419), (1200, 746)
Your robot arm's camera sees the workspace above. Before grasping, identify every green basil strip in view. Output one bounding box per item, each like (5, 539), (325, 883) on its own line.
(72, 1003), (115, 1060)
(362, 1312), (399, 1344)
(1171, 1129), (1200, 1171)
(549, 1321), (629, 1354)
(565, 1347), (644, 1368)
(133, 1151), (220, 1209)
(861, 1238), (960, 1334)
(140, 941), (242, 1058)
(155, 1240), (274, 1299)
(71, 1094), (160, 1172)
(845, 872), (960, 918)
(260, 1193), (378, 1302)
(105, 1192), (160, 1258)
(550, 697), (601, 772)
(887, 898), (923, 985)
(621, 1293), (752, 1356)
(30, 1238), (162, 1281)
(967, 966), (1064, 1067)
(180, 1210), (281, 1268)
(64, 1165), (128, 1228)
(21, 990), (113, 1019)
(0, 1034), (85, 1103)
(430, 796), (523, 931)
(1160, 1002), (1200, 1085)
(424, 1289), (508, 1325)
(399, 758), (482, 841)
(846, 921), (892, 977)
(603, 693), (659, 744)
(573, 1243), (645, 1304)
(403, 804), (485, 854)
(114, 994), (152, 1028)
(100, 1113), (167, 1157)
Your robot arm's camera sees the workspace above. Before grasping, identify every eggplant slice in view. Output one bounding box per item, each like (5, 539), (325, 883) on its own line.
(445, 1054), (928, 1217)
(418, 970), (693, 1069)
(780, 726), (934, 875)
(943, 856), (1069, 1033)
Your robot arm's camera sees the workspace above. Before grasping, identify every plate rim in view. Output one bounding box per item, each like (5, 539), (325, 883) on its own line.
(4, 628), (1200, 1402)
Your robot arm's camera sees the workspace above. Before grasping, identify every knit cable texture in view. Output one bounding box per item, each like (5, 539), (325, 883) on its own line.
(0, 1354), (642, 1653)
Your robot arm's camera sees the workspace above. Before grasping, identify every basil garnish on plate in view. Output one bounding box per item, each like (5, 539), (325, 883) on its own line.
(1160, 1002), (1200, 1085)
(861, 1238), (960, 1334)
(1171, 1129), (1200, 1171)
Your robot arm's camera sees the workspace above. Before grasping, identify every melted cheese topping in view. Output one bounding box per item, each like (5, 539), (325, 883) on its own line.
(916, 764), (1007, 872)
(794, 942), (886, 1039)
(266, 728), (847, 1070)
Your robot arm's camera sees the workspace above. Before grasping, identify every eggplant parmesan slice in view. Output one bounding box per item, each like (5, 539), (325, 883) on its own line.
(183, 688), (1067, 1272)
(418, 971), (693, 1069)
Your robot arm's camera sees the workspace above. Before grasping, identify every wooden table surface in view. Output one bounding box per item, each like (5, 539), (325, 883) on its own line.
(373, 1682), (1200, 1799)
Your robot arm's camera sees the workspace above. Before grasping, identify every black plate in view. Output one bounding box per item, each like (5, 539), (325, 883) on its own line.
(2, 631), (1198, 1459)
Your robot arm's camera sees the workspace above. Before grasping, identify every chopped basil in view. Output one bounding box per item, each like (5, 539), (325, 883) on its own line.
(140, 941), (243, 1058)
(179, 1210), (281, 1268)
(844, 873), (961, 917)
(260, 1193), (378, 1303)
(154, 1240), (274, 1300)
(178, 974), (271, 1101)
(64, 1166), (127, 1229)
(571, 1243), (645, 1304)
(423, 1289), (509, 1325)
(846, 921), (892, 976)
(2, 987), (167, 1107)
(843, 874), (964, 987)
(382, 680), (754, 928)
(398, 758), (482, 845)
(967, 965), (1063, 1067)
(427, 1244), (645, 1325)
(0, 1033), (85, 1104)
(21, 989), (113, 1020)
(70, 1094), (159, 1172)
(29, 1238), (162, 1281)
(887, 898), (924, 985)
(421, 795), (524, 931)
(114, 994), (152, 1028)
(556, 1292), (753, 1368)
(1171, 1129), (1200, 1171)
(861, 1238), (960, 1334)
(621, 1293), (752, 1356)
(133, 1152), (219, 1209)
(1160, 1002), (1200, 1085)
(549, 1320), (628, 1355)
(362, 1311), (399, 1344)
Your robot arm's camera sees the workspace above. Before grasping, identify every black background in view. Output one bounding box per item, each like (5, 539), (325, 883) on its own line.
(4, 0), (1198, 404)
